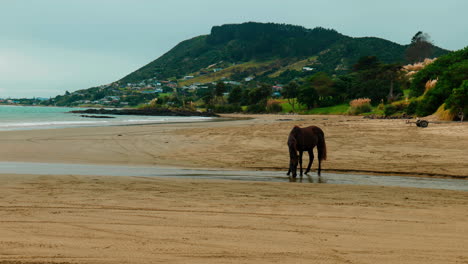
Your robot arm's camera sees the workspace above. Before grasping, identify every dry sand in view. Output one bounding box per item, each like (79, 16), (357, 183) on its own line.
(1, 174), (467, 264)
(0, 114), (467, 263)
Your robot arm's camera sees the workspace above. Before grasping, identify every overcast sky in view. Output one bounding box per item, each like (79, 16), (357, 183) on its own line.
(1, 0), (467, 98)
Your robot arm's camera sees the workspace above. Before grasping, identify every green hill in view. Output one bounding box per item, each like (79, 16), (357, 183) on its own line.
(119, 22), (448, 84)
(43, 22), (452, 108)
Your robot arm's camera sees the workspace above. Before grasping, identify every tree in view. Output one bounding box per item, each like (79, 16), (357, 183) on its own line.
(353, 56), (380, 72)
(298, 84), (319, 109)
(310, 72), (334, 98)
(202, 93), (214, 106)
(378, 63), (403, 102)
(445, 80), (468, 121)
(248, 83), (271, 105)
(302, 72), (335, 107)
(215, 82), (226, 97)
(212, 82), (227, 105)
(228, 86), (243, 104)
(283, 81), (299, 112)
(406, 31), (434, 63)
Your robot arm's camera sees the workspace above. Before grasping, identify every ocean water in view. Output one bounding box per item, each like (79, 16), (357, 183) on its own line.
(0, 105), (214, 131)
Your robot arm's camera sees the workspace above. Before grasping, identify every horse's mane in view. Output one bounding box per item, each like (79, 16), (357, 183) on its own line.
(290, 125), (302, 137)
(288, 126), (301, 158)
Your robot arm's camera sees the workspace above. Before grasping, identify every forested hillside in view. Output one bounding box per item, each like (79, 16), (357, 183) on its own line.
(39, 22), (462, 119)
(119, 22), (447, 84)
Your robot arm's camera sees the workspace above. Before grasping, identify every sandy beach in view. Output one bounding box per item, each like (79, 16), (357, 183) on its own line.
(0, 114), (467, 263)
(0, 114), (466, 177)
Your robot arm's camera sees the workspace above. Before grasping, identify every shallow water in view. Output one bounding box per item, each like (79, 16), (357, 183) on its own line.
(0, 105), (213, 131)
(0, 162), (467, 192)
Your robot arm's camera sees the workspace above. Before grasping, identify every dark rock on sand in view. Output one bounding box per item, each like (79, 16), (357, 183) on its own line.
(80, 115), (115, 119)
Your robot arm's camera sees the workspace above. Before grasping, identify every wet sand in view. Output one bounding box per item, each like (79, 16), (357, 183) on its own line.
(1, 174), (467, 264)
(0, 114), (467, 263)
(0, 162), (467, 191)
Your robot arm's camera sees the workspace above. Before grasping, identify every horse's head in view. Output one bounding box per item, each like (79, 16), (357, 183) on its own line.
(289, 154), (298, 178)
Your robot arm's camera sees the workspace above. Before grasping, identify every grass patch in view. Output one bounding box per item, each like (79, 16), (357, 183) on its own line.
(179, 60), (275, 86)
(279, 99), (307, 113)
(303, 104), (349, 115)
(403, 89), (411, 98)
(268, 56), (317, 78)
(365, 108), (384, 116)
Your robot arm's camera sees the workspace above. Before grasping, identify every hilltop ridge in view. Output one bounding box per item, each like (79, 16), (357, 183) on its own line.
(119, 22), (448, 84)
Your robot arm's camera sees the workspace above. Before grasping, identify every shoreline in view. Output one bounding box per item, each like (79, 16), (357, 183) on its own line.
(0, 115), (218, 132)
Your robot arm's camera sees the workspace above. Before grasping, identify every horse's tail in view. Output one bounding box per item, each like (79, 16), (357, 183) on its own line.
(317, 130), (327, 161)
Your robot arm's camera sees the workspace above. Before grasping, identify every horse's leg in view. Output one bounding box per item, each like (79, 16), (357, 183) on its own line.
(318, 157), (322, 177)
(299, 151), (303, 178)
(305, 149), (314, 174)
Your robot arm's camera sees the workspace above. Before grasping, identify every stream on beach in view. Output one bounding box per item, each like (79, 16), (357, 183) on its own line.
(0, 162), (467, 192)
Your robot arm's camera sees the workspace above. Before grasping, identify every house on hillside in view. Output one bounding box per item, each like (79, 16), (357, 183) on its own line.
(272, 85), (283, 92)
(224, 81), (241, 86)
(167, 82), (178, 88)
(245, 76), (254, 82)
(105, 96), (120, 103)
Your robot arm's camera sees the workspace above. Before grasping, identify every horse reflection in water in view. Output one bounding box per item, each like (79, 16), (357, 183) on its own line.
(288, 174), (327, 183)
(287, 125), (327, 182)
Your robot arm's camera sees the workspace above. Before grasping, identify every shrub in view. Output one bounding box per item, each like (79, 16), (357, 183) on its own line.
(348, 98), (372, 115)
(416, 88), (446, 116)
(392, 101), (409, 112)
(377, 101), (385, 111)
(406, 100), (419, 115)
(213, 104), (243, 113)
(246, 103), (266, 113)
(384, 104), (398, 116)
(445, 80), (468, 118)
(266, 100), (283, 113)
(424, 79), (438, 94)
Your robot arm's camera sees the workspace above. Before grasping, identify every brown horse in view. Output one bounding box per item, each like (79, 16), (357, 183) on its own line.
(287, 126), (327, 178)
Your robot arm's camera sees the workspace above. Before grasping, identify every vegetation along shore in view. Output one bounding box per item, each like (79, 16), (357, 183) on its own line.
(5, 23), (465, 123)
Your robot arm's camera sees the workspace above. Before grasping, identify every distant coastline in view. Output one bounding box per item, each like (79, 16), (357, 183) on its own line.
(69, 108), (219, 117)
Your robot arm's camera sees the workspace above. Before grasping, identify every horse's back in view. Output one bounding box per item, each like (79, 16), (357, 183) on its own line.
(302, 126), (324, 137)
(289, 125), (324, 138)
